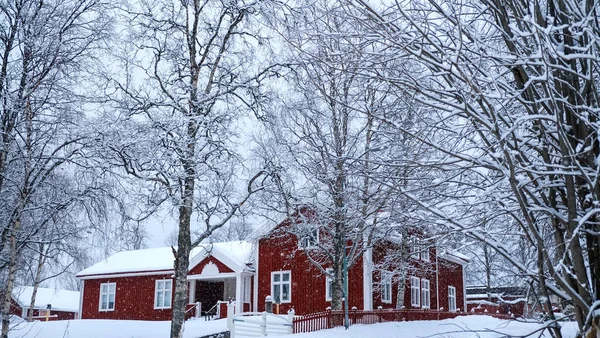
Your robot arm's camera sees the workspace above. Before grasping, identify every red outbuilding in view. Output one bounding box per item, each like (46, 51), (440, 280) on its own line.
(10, 286), (80, 320)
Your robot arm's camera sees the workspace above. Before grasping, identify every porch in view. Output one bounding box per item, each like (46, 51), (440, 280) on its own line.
(187, 272), (253, 317)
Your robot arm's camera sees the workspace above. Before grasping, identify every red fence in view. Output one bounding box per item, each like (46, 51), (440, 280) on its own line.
(293, 309), (513, 334)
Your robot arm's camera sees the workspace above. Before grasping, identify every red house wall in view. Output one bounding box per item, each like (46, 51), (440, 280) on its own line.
(437, 259), (465, 312)
(371, 243), (438, 310)
(81, 273), (174, 320)
(9, 298), (22, 317)
(257, 220), (364, 315)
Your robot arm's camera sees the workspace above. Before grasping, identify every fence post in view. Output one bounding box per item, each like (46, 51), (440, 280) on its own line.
(287, 308), (295, 334)
(261, 312), (267, 336)
(265, 295), (273, 313)
(227, 302), (235, 331)
(195, 302), (201, 318)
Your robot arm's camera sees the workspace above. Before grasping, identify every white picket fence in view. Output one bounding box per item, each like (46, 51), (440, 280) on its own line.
(227, 304), (294, 337)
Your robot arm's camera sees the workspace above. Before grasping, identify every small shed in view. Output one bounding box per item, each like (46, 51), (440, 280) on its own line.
(12, 286), (80, 320)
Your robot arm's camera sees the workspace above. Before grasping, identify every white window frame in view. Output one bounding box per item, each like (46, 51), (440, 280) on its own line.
(299, 227), (319, 249)
(410, 276), (420, 307)
(271, 271), (292, 304)
(242, 276), (251, 303)
(410, 238), (420, 260)
(325, 268), (334, 301)
(421, 279), (430, 309)
(154, 279), (172, 309)
(421, 245), (430, 262)
(99, 282), (116, 311)
(448, 286), (457, 312)
(381, 271), (393, 304)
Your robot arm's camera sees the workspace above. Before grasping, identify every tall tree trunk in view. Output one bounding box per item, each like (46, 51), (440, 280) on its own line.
(1, 219), (21, 338)
(28, 243), (47, 321)
(170, 122), (196, 338)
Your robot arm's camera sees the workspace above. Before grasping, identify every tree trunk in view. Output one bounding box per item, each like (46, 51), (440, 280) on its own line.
(28, 243), (47, 321)
(1, 219), (21, 338)
(169, 120), (196, 338)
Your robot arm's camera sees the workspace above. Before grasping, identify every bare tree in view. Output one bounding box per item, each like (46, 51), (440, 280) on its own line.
(101, 1), (279, 336)
(345, 0), (600, 334)
(257, 0), (433, 321)
(0, 0), (110, 336)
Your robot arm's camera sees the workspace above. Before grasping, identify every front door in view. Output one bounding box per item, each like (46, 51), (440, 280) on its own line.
(196, 281), (224, 312)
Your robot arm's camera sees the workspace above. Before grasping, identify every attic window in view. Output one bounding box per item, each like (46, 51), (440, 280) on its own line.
(298, 227), (319, 249)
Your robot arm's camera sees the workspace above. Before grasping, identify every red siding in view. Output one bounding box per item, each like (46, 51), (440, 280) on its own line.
(9, 297), (21, 317)
(28, 309), (77, 320)
(188, 256), (234, 275)
(257, 220), (364, 315)
(437, 259), (465, 312)
(467, 296), (525, 317)
(81, 274), (174, 320)
(371, 243), (439, 310)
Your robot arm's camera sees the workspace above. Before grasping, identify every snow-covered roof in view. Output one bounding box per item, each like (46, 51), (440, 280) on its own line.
(77, 241), (254, 278)
(12, 286), (80, 313)
(438, 249), (470, 264)
(76, 246), (176, 277)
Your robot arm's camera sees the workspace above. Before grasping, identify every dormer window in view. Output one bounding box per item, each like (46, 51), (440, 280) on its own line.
(299, 227), (319, 249)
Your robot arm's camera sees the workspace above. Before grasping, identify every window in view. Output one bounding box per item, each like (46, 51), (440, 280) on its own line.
(410, 276), (420, 307)
(410, 238), (420, 259)
(421, 279), (430, 308)
(242, 277), (251, 303)
(448, 286), (457, 312)
(99, 282), (116, 311)
(381, 271), (392, 303)
(154, 279), (172, 309)
(421, 246), (430, 262)
(325, 268), (333, 301)
(272, 271), (291, 303)
(299, 228), (319, 248)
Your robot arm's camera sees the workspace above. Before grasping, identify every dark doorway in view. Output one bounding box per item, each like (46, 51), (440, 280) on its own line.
(196, 281), (224, 312)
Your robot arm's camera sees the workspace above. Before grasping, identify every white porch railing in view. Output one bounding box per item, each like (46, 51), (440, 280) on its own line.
(228, 303), (294, 337)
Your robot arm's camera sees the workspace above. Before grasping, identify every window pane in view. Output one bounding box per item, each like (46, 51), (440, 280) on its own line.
(109, 284), (116, 293)
(274, 274), (280, 282)
(274, 285), (281, 303)
(165, 291), (171, 307)
(282, 273), (290, 282)
(282, 284), (289, 301)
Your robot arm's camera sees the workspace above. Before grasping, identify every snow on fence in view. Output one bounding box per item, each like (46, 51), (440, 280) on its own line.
(292, 309), (513, 334)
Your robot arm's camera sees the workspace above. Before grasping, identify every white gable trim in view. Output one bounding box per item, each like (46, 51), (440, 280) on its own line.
(188, 246), (246, 274)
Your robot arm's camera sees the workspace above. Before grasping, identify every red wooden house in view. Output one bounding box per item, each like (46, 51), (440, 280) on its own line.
(253, 214), (469, 316)
(77, 215), (468, 320)
(76, 241), (254, 320)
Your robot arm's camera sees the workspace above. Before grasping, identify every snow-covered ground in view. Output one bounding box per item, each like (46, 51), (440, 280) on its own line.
(8, 317), (228, 338)
(8, 315), (579, 338)
(272, 316), (579, 338)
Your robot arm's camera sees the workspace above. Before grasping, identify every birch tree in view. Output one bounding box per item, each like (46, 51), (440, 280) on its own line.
(0, 0), (109, 336)
(258, 0), (433, 317)
(347, 0), (600, 334)
(103, 1), (277, 336)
